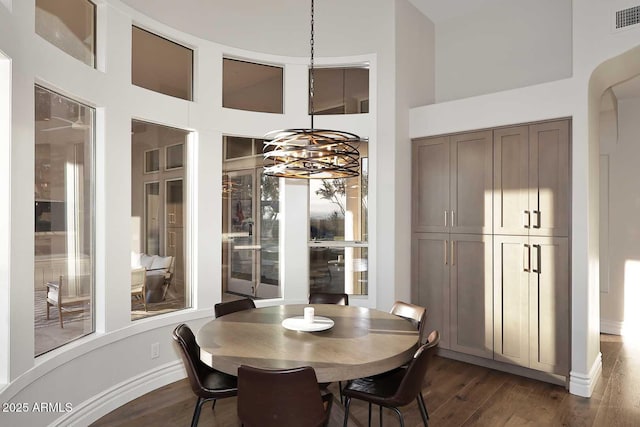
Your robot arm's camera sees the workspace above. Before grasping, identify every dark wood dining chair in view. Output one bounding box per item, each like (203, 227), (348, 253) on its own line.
(308, 292), (349, 305)
(342, 330), (440, 427)
(172, 324), (238, 427)
(390, 300), (428, 344)
(237, 365), (333, 427)
(214, 298), (255, 318)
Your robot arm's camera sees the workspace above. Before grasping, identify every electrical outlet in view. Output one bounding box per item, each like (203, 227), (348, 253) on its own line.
(151, 342), (159, 359)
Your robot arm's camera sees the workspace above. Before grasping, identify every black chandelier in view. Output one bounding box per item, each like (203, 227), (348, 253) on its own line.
(263, 0), (364, 179)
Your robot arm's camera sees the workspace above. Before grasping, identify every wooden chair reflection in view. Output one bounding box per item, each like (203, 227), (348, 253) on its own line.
(45, 275), (90, 328)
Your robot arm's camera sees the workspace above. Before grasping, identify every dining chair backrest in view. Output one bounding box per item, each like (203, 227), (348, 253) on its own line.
(308, 292), (349, 305)
(391, 330), (440, 406)
(214, 298), (256, 318)
(172, 323), (211, 397)
(237, 365), (332, 427)
(390, 300), (428, 344)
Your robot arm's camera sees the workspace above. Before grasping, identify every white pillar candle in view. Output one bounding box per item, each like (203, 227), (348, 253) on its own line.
(304, 307), (315, 323)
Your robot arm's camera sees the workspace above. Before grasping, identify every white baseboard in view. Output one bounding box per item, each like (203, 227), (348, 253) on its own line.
(569, 352), (602, 398)
(51, 360), (185, 427)
(600, 319), (623, 335)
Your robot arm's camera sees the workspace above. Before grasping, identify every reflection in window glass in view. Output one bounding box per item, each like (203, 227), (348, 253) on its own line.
(132, 26), (193, 100)
(309, 142), (368, 242)
(131, 120), (189, 319)
(144, 149), (160, 173)
(166, 144), (184, 170)
(224, 136), (268, 160)
(36, 0), (96, 67)
(223, 58), (283, 113)
(34, 86), (95, 356)
(309, 141), (368, 295)
(222, 136), (281, 300)
(310, 67), (369, 115)
(309, 247), (368, 296)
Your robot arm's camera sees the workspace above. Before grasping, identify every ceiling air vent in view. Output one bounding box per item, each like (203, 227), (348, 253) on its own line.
(615, 5), (640, 29)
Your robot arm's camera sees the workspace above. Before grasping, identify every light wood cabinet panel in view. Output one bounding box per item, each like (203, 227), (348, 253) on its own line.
(493, 235), (530, 367)
(450, 131), (493, 234)
(494, 120), (570, 237)
(493, 126), (529, 235)
(494, 235), (569, 375)
(529, 121), (570, 237)
(529, 237), (569, 374)
(412, 137), (449, 233)
(449, 234), (493, 358)
(413, 233), (450, 349)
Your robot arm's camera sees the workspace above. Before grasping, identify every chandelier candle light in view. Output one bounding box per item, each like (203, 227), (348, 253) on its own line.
(263, 0), (365, 179)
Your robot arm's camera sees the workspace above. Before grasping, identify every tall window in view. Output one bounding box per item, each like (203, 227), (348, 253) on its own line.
(222, 136), (281, 299)
(34, 86), (95, 356)
(309, 142), (368, 295)
(310, 67), (369, 114)
(131, 120), (189, 319)
(35, 0), (96, 67)
(131, 26), (194, 100)
(223, 58), (284, 113)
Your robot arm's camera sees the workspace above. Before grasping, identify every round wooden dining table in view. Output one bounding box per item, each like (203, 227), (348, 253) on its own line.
(196, 304), (420, 383)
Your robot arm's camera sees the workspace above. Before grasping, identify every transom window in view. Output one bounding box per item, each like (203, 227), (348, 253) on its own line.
(223, 58), (284, 114)
(35, 0), (96, 67)
(310, 67), (369, 115)
(132, 26), (194, 100)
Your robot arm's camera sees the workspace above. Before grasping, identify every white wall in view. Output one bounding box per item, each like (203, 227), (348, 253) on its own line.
(600, 97), (640, 332)
(0, 52), (10, 386)
(435, 0), (572, 102)
(392, 0), (435, 306)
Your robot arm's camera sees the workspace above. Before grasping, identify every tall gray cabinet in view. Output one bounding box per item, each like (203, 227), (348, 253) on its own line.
(412, 130), (494, 359)
(412, 119), (570, 379)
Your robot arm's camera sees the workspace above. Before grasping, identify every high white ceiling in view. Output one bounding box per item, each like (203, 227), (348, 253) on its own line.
(407, 0), (502, 22)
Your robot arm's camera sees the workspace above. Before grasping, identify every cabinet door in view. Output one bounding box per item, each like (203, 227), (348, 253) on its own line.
(166, 179), (184, 227)
(529, 237), (569, 374)
(494, 127), (529, 235)
(493, 235), (530, 367)
(450, 234), (493, 358)
(450, 131), (493, 234)
(529, 120), (570, 237)
(412, 233), (450, 349)
(166, 227), (184, 287)
(412, 137), (450, 233)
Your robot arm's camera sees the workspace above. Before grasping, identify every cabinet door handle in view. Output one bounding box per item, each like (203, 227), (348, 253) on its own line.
(451, 210), (455, 228)
(451, 240), (456, 266)
(533, 210), (541, 229)
(523, 211), (530, 229)
(523, 244), (531, 272)
(532, 244), (541, 274)
(444, 210), (448, 227)
(444, 240), (448, 265)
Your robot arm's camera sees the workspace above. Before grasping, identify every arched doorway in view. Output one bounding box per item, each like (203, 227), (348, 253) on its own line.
(593, 46), (640, 338)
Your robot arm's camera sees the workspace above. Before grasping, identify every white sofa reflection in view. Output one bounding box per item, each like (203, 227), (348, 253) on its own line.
(130, 252), (174, 311)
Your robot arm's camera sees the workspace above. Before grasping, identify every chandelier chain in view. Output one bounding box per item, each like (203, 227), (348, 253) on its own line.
(310, 0), (315, 128)
(262, 0), (364, 179)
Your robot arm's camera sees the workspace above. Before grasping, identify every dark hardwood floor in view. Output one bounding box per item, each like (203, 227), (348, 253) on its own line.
(92, 334), (640, 426)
